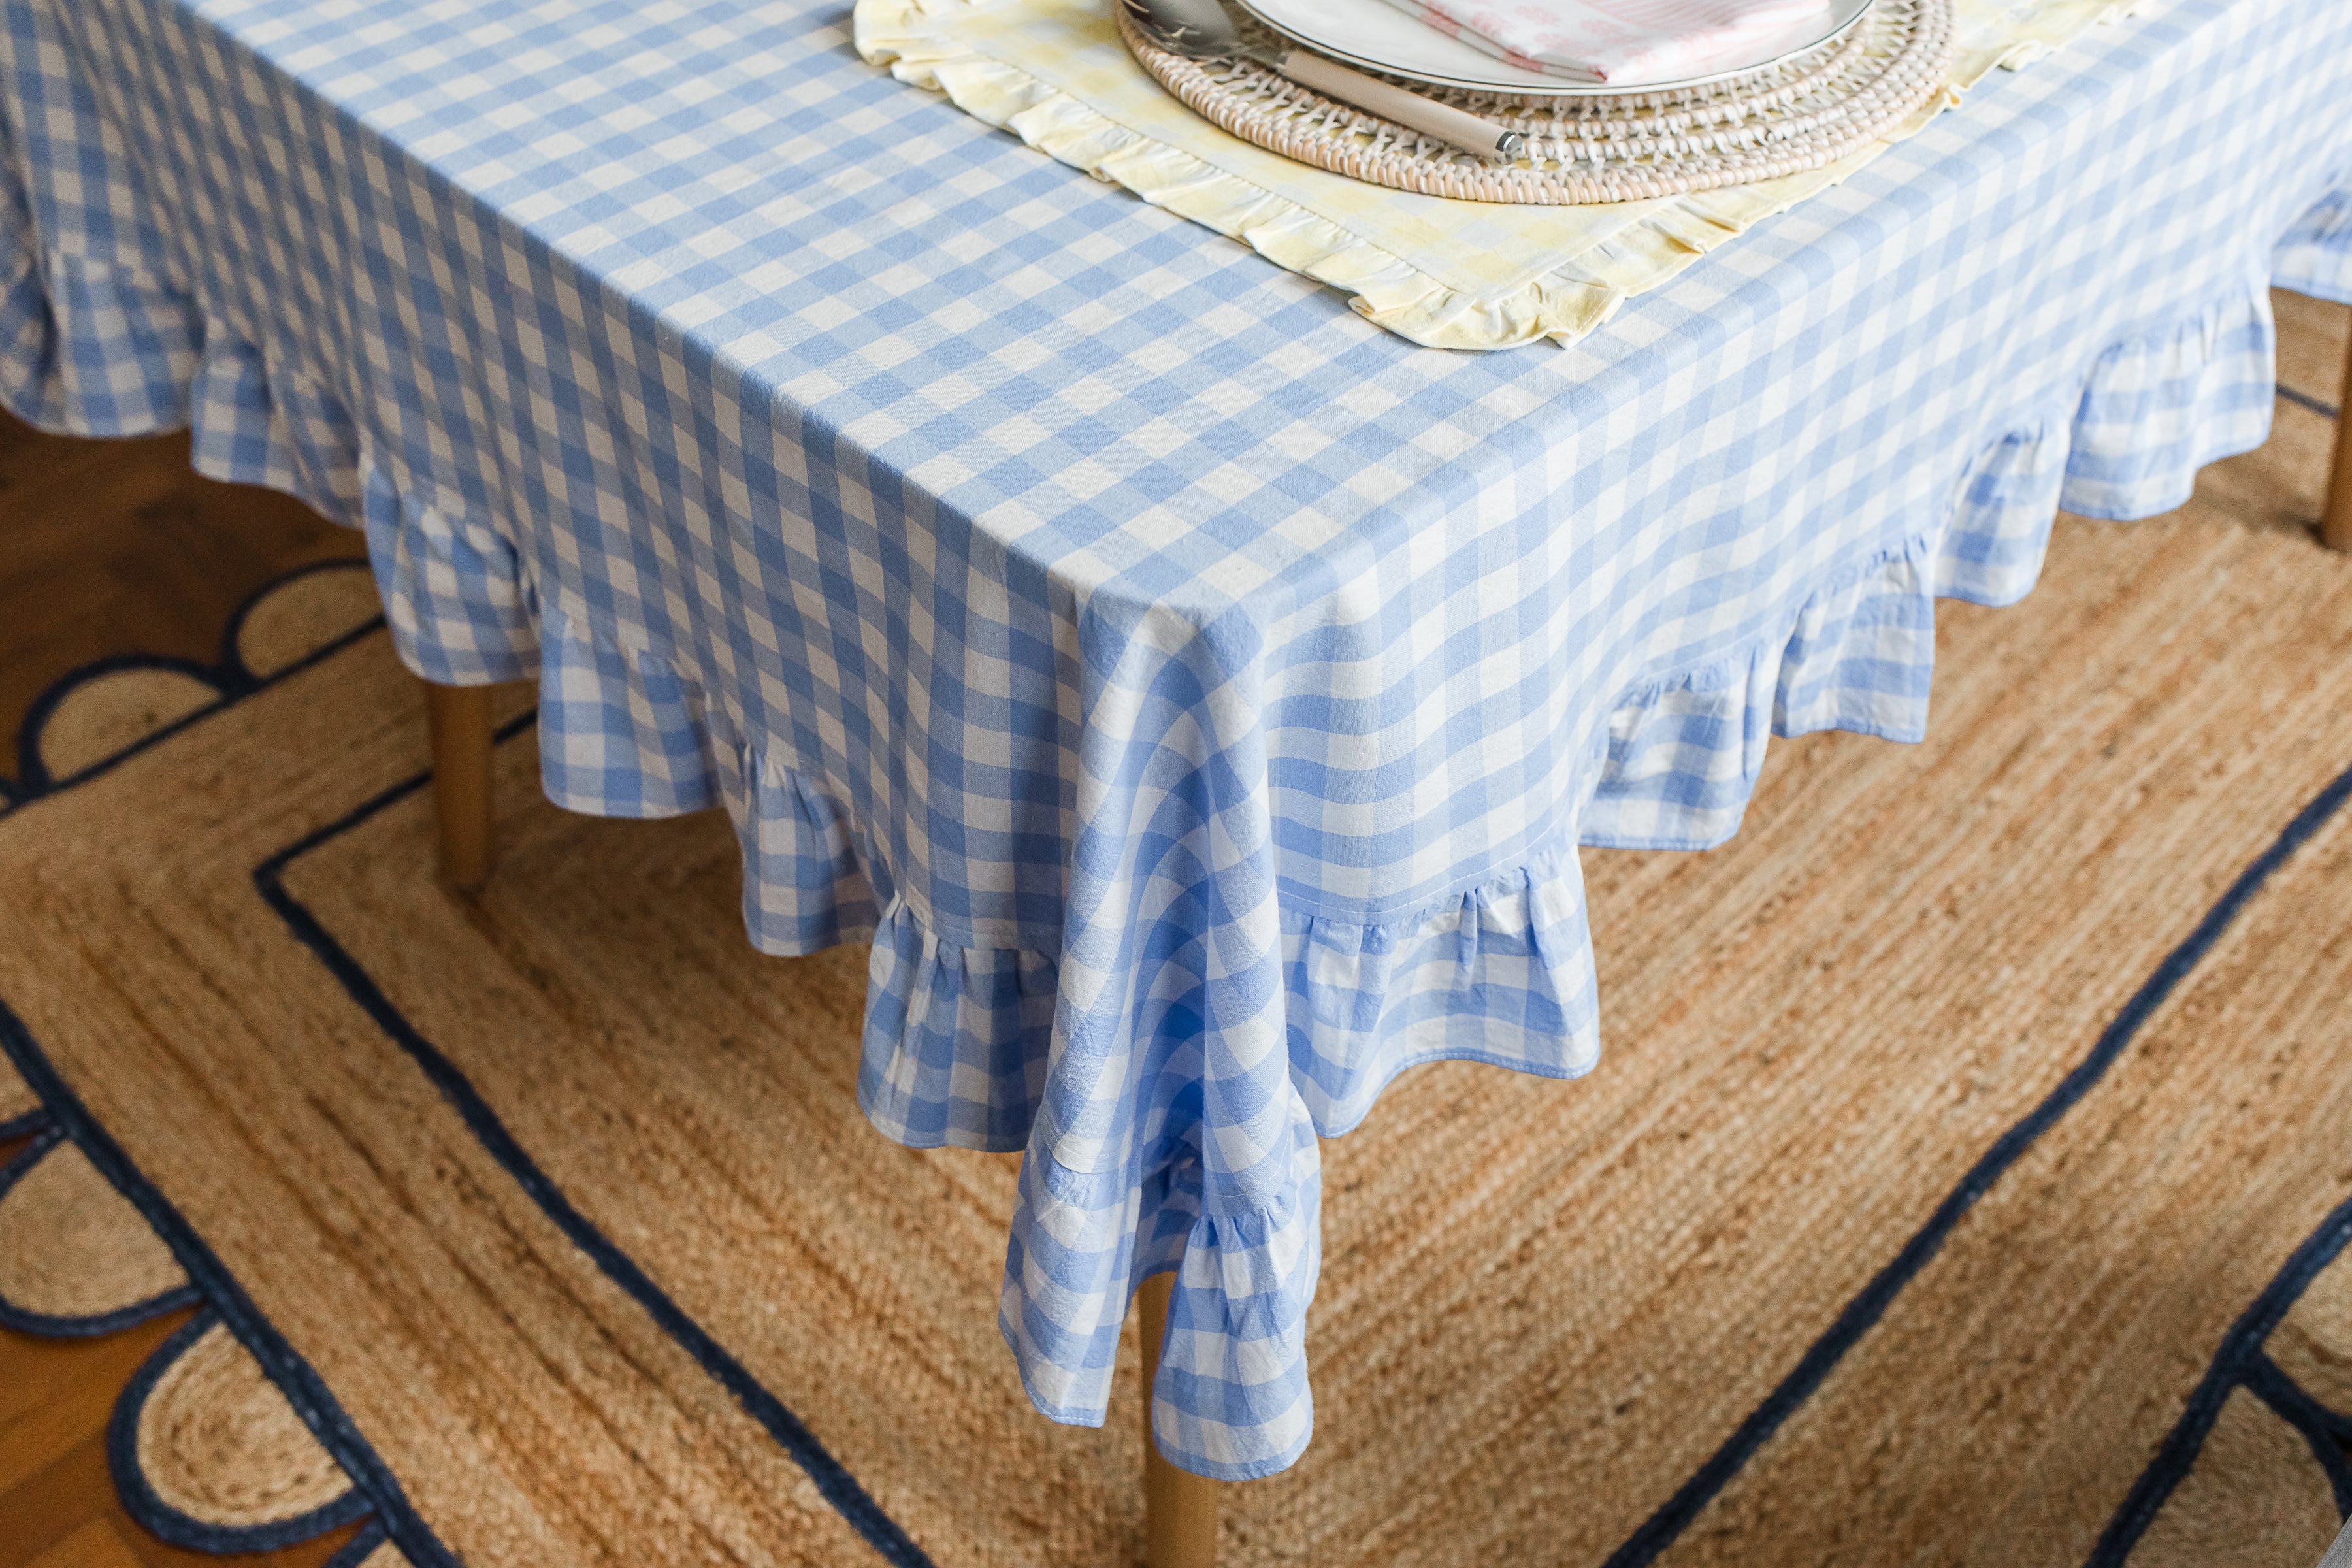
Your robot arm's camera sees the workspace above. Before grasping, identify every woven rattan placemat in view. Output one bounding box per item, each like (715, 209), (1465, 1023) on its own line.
(1120, 0), (1957, 204)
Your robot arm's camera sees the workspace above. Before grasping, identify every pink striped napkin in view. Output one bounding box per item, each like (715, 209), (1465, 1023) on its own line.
(1373, 0), (1834, 82)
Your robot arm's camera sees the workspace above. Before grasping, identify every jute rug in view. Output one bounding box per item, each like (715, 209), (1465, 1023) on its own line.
(3, 440), (2352, 1565)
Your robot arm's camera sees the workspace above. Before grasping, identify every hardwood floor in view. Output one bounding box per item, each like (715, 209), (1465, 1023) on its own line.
(0, 1295), (351, 1568)
(0, 409), (365, 790)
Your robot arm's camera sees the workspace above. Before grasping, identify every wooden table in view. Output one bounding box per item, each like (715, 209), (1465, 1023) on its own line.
(416, 324), (2352, 1568)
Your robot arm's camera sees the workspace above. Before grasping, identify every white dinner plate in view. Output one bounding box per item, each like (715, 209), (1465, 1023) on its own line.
(1230, 0), (1875, 97)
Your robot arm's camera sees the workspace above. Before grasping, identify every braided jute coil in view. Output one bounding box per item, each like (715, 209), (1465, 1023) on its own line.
(0, 1140), (189, 1320)
(1119, 0), (1957, 204)
(136, 1321), (355, 1527)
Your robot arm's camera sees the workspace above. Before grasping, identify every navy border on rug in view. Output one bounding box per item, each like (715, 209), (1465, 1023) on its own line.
(0, 1126), (201, 1337)
(0, 561), (457, 1566)
(252, 721), (941, 1568)
(0, 1003), (459, 1568)
(3, 557), (383, 808)
(1604, 755), (2352, 1568)
(259, 692), (2352, 1567)
(107, 1307), (378, 1552)
(9, 556), (2352, 1568)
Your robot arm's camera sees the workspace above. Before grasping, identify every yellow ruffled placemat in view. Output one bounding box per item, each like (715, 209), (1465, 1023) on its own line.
(856, 0), (2145, 348)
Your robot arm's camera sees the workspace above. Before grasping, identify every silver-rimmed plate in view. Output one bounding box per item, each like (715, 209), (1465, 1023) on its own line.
(1230, 0), (1874, 96)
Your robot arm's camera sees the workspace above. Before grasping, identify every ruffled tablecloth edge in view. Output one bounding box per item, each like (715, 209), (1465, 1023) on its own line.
(853, 0), (2148, 350)
(6, 35), (2349, 1473)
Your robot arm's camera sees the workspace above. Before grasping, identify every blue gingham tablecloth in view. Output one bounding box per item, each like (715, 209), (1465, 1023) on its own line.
(5, 0), (2350, 1484)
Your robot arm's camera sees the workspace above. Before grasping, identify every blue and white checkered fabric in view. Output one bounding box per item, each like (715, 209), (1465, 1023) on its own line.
(4, 0), (2349, 1482)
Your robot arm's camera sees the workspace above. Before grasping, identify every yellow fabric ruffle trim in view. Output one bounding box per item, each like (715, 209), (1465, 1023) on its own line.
(855, 0), (2144, 350)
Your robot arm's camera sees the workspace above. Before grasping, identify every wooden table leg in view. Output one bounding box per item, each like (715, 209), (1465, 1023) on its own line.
(2325, 317), (2352, 553)
(423, 680), (494, 892)
(1138, 1273), (1218, 1568)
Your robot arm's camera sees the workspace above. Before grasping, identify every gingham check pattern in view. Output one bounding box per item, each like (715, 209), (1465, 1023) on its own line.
(4, 0), (2349, 1485)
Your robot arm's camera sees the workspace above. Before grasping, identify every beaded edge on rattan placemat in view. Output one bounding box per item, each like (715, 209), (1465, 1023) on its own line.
(1119, 0), (1957, 205)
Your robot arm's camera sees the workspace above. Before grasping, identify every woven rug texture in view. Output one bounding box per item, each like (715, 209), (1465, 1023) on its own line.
(1, 309), (2351, 1568)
